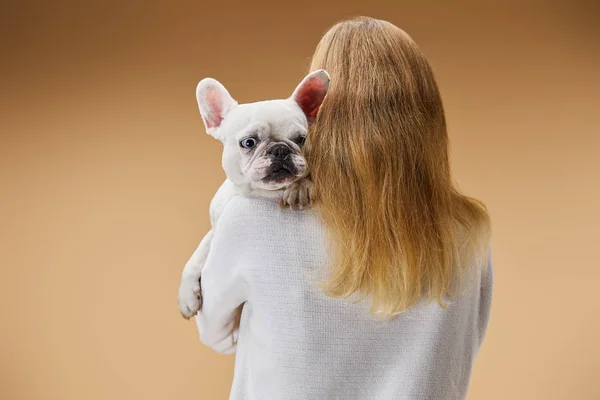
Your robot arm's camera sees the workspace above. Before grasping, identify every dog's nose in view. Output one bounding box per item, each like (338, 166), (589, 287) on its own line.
(269, 144), (291, 159)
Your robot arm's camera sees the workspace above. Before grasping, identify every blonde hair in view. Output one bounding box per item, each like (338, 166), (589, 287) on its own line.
(306, 17), (491, 316)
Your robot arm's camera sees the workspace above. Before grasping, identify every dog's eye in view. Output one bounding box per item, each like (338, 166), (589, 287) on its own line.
(294, 136), (306, 147)
(240, 138), (257, 149)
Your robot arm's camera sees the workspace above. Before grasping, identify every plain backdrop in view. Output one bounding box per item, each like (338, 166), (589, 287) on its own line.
(1, 1), (599, 399)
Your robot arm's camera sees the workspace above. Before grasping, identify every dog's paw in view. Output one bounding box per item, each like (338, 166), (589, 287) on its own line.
(281, 178), (313, 209)
(178, 276), (202, 319)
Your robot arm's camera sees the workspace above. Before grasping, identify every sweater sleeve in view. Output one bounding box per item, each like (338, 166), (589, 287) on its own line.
(478, 249), (494, 348)
(194, 202), (249, 354)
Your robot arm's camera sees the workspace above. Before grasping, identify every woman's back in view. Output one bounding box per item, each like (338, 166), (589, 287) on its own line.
(198, 194), (493, 400)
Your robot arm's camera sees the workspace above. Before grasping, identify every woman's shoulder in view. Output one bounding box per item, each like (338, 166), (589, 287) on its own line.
(216, 193), (316, 236)
(220, 193), (280, 222)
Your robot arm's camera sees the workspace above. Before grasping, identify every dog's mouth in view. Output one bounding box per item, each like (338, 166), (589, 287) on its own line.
(262, 161), (297, 184)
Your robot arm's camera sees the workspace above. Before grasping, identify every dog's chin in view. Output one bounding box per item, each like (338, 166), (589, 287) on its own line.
(258, 170), (295, 190)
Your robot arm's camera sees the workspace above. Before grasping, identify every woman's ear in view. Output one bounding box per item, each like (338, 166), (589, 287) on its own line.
(196, 78), (238, 136)
(291, 69), (330, 126)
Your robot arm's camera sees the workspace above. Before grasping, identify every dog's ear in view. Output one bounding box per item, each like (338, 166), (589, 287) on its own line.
(196, 78), (238, 138)
(291, 69), (330, 126)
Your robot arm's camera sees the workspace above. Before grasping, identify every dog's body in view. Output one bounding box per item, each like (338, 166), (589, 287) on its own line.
(178, 70), (330, 321)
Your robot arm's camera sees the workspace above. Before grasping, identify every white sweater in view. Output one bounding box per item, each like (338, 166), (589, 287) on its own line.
(195, 194), (493, 400)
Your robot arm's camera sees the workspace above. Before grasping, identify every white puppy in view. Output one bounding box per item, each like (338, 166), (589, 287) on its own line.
(178, 70), (330, 318)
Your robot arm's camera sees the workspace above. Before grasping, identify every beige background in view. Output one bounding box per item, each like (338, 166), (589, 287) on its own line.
(1, 1), (599, 399)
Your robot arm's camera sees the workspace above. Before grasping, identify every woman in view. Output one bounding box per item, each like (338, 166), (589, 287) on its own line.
(196, 17), (493, 400)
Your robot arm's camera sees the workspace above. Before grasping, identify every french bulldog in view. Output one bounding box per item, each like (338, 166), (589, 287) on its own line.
(178, 69), (330, 320)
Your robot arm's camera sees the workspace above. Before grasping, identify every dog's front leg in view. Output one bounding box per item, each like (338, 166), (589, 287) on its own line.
(178, 229), (214, 318)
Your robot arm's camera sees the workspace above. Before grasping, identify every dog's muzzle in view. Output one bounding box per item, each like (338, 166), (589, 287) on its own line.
(262, 144), (298, 183)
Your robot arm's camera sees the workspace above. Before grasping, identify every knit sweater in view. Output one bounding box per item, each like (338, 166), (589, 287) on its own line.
(195, 194), (493, 400)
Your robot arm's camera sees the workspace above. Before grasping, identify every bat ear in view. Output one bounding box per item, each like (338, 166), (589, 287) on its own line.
(291, 69), (330, 125)
(196, 78), (237, 136)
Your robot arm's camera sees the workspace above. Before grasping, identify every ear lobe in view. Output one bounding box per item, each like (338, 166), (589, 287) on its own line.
(291, 69), (330, 125)
(196, 78), (237, 135)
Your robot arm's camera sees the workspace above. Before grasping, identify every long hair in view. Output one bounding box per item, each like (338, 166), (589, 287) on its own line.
(306, 17), (491, 316)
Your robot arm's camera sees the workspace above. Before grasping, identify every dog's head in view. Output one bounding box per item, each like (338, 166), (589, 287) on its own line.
(196, 70), (330, 191)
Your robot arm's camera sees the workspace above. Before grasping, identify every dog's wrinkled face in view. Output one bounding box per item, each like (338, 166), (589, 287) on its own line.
(219, 102), (309, 190)
(196, 70), (329, 191)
